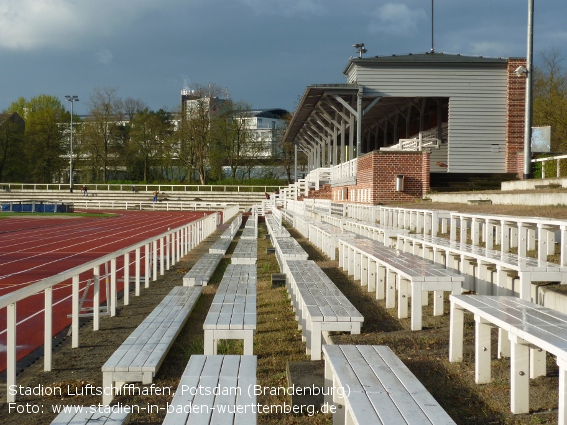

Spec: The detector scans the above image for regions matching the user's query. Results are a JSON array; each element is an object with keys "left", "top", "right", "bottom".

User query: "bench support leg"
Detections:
[
  {"left": 475, "top": 316, "right": 491, "bottom": 384},
  {"left": 509, "top": 335, "right": 530, "bottom": 414},
  {"left": 244, "top": 331, "right": 254, "bottom": 355},
  {"left": 433, "top": 291, "right": 444, "bottom": 315},
  {"left": 397, "top": 278, "right": 409, "bottom": 319},
  {"left": 498, "top": 328, "right": 511, "bottom": 358},
  {"left": 410, "top": 283, "right": 422, "bottom": 331},
  {"left": 557, "top": 360, "right": 567, "bottom": 425},
  {"left": 449, "top": 302, "right": 464, "bottom": 362},
  {"left": 102, "top": 372, "right": 114, "bottom": 405},
  {"left": 360, "top": 255, "right": 368, "bottom": 286},
  {"left": 309, "top": 322, "right": 322, "bottom": 360},
  {"left": 204, "top": 330, "right": 216, "bottom": 355},
  {"left": 530, "top": 348, "right": 546, "bottom": 379},
  {"left": 367, "top": 260, "right": 376, "bottom": 293},
  {"left": 475, "top": 262, "right": 488, "bottom": 295},
  {"left": 376, "top": 266, "right": 386, "bottom": 300},
  {"left": 385, "top": 270, "right": 396, "bottom": 309}
]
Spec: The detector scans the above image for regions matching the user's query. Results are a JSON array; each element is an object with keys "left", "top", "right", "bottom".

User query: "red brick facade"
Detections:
[
  {"left": 329, "top": 151, "right": 430, "bottom": 204},
  {"left": 506, "top": 58, "right": 527, "bottom": 177}
]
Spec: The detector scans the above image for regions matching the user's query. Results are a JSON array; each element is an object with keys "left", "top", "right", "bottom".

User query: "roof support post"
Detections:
[
  {"left": 341, "top": 120, "right": 346, "bottom": 163},
  {"left": 349, "top": 115, "right": 354, "bottom": 160},
  {"left": 356, "top": 89, "right": 363, "bottom": 157},
  {"left": 333, "top": 124, "right": 338, "bottom": 166}
]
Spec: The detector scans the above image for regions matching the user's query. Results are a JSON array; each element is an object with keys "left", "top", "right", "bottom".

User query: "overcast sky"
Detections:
[{"left": 1, "top": 0, "right": 565, "bottom": 116}]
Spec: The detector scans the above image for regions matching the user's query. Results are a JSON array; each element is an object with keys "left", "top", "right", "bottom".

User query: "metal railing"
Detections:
[
  {"left": 0, "top": 183, "right": 283, "bottom": 193},
  {"left": 532, "top": 154, "right": 567, "bottom": 178},
  {"left": 331, "top": 159, "right": 357, "bottom": 181},
  {"left": 1, "top": 213, "right": 219, "bottom": 402}
]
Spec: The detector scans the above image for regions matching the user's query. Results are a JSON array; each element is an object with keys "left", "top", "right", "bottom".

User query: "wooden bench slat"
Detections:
[
  {"left": 101, "top": 286, "right": 202, "bottom": 404},
  {"left": 324, "top": 345, "right": 455, "bottom": 425}
]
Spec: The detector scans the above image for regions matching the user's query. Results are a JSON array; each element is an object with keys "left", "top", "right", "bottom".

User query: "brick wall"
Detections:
[
  {"left": 506, "top": 58, "right": 527, "bottom": 177},
  {"left": 330, "top": 150, "right": 430, "bottom": 204}
]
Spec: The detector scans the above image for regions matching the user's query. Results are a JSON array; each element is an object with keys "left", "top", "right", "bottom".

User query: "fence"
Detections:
[
  {"left": 0, "top": 213, "right": 219, "bottom": 402},
  {"left": 0, "top": 183, "right": 283, "bottom": 193},
  {"left": 532, "top": 154, "right": 567, "bottom": 179}
]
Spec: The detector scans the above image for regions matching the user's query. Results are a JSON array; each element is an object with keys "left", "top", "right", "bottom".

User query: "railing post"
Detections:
[
  {"left": 135, "top": 247, "right": 141, "bottom": 296},
  {"left": 72, "top": 275, "right": 80, "bottom": 347},
  {"left": 152, "top": 240, "right": 158, "bottom": 281},
  {"left": 123, "top": 252, "right": 130, "bottom": 306},
  {"left": 167, "top": 233, "right": 172, "bottom": 268},
  {"left": 44, "top": 287, "right": 53, "bottom": 371},
  {"left": 93, "top": 265, "right": 100, "bottom": 330},
  {"left": 144, "top": 243, "right": 150, "bottom": 287},
  {"left": 110, "top": 258, "right": 117, "bottom": 316},
  {"left": 7, "top": 303, "right": 17, "bottom": 402},
  {"left": 160, "top": 237, "right": 165, "bottom": 275}
]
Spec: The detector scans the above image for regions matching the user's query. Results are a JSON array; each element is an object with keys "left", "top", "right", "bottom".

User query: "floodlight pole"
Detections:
[
  {"left": 523, "top": 0, "right": 534, "bottom": 179},
  {"left": 65, "top": 96, "right": 79, "bottom": 192}
]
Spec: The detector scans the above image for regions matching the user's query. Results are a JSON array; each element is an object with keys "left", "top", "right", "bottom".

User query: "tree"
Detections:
[
  {"left": 5, "top": 95, "right": 67, "bottom": 183},
  {"left": 533, "top": 48, "right": 567, "bottom": 152},
  {"left": 272, "top": 112, "right": 306, "bottom": 183},
  {"left": 212, "top": 100, "right": 255, "bottom": 180},
  {"left": 119, "top": 97, "right": 147, "bottom": 121},
  {"left": 129, "top": 108, "right": 174, "bottom": 181},
  {"left": 83, "top": 87, "right": 123, "bottom": 182},
  {"left": 176, "top": 84, "right": 225, "bottom": 184},
  {"left": 0, "top": 112, "right": 25, "bottom": 181}
]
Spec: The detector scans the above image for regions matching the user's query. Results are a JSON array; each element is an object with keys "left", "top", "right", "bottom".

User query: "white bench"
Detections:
[
  {"left": 101, "top": 286, "right": 202, "bottom": 405},
  {"left": 339, "top": 238, "right": 464, "bottom": 331},
  {"left": 203, "top": 264, "right": 256, "bottom": 355},
  {"left": 307, "top": 221, "right": 357, "bottom": 261},
  {"left": 450, "top": 294, "right": 567, "bottom": 422},
  {"left": 449, "top": 212, "right": 567, "bottom": 265},
  {"left": 163, "top": 355, "right": 257, "bottom": 425},
  {"left": 342, "top": 219, "right": 408, "bottom": 247},
  {"left": 231, "top": 239, "right": 257, "bottom": 264},
  {"left": 221, "top": 213, "right": 242, "bottom": 239},
  {"left": 265, "top": 215, "right": 290, "bottom": 238},
  {"left": 323, "top": 344, "right": 456, "bottom": 425},
  {"left": 397, "top": 234, "right": 567, "bottom": 301},
  {"left": 380, "top": 206, "right": 452, "bottom": 237},
  {"left": 272, "top": 236, "right": 309, "bottom": 271},
  {"left": 183, "top": 253, "right": 223, "bottom": 286},
  {"left": 51, "top": 406, "right": 130, "bottom": 424},
  {"left": 241, "top": 215, "right": 257, "bottom": 239},
  {"left": 285, "top": 260, "right": 363, "bottom": 360},
  {"left": 209, "top": 237, "right": 232, "bottom": 254}
]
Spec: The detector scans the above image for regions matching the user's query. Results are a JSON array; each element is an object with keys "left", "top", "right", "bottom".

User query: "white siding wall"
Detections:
[{"left": 352, "top": 64, "right": 508, "bottom": 173}]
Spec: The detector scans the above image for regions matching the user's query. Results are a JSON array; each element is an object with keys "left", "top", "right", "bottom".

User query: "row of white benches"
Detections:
[
  {"left": 272, "top": 210, "right": 364, "bottom": 361},
  {"left": 278, "top": 208, "right": 458, "bottom": 423},
  {"left": 339, "top": 237, "right": 464, "bottom": 331},
  {"left": 396, "top": 233, "right": 567, "bottom": 301},
  {"left": 286, "top": 201, "right": 567, "bottom": 423},
  {"left": 203, "top": 264, "right": 257, "bottom": 355}
]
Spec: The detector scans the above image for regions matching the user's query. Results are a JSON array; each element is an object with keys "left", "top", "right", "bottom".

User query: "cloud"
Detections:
[
  {"left": 368, "top": 3, "right": 427, "bottom": 35},
  {"left": 0, "top": 0, "right": 158, "bottom": 51},
  {"left": 238, "top": 0, "right": 324, "bottom": 17}
]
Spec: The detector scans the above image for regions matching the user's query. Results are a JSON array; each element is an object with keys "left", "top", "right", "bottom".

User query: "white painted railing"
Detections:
[
  {"left": 532, "top": 154, "right": 567, "bottom": 178},
  {"left": 0, "top": 183, "right": 283, "bottom": 193},
  {"left": 76, "top": 200, "right": 237, "bottom": 213},
  {"left": 331, "top": 159, "right": 357, "bottom": 181},
  {"left": 305, "top": 168, "right": 331, "bottom": 190},
  {"left": 0, "top": 213, "right": 219, "bottom": 402}
]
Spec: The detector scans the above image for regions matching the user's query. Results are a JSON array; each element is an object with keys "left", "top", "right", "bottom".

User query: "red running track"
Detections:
[{"left": 0, "top": 210, "right": 210, "bottom": 372}]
